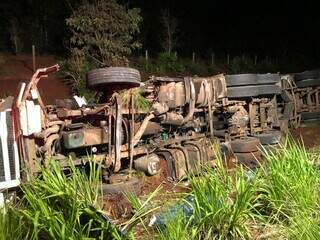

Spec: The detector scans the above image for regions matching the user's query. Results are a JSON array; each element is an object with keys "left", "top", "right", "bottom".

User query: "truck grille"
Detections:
[{"left": 0, "top": 109, "right": 20, "bottom": 190}]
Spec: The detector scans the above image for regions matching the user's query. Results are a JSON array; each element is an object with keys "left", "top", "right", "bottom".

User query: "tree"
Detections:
[
  {"left": 161, "top": 9, "right": 178, "bottom": 55},
  {"left": 66, "top": 0, "right": 142, "bottom": 66}
]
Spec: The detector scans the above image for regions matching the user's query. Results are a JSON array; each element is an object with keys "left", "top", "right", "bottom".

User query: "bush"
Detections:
[
  {"left": 66, "top": 0, "right": 142, "bottom": 66},
  {"left": 156, "top": 52, "right": 185, "bottom": 74},
  {"left": 59, "top": 51, "right": 100, "bottom": 103}
]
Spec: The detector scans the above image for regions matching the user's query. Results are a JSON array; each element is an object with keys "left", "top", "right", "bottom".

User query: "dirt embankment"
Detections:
[
  {"left": 291, "top": 125, "right": 320, "bottom": 149},
  {"left": 0, "top": 53, "right": 71, "bottom": 104}
]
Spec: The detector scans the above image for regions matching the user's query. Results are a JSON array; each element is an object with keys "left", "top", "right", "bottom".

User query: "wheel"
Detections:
[
  {"left": 257, "top": 85, "right": 281, "bottom": 95},
  {"left": 102, "top": 175, "right": 142, "bottom": 195},
  {"left": 227, "top": 85, "right": 281, "bottom": 98},
  {"left": 256, "top": 74, "right": 281, "bottom": 84},
  {"left": 252, "top": 130, "right": 282, "bottom": 145},
  {"left": 227, "top": 85, "right": 259, "bottom": 98},
  {"left": 231, "top": 137, "right": 261, "bottom": 153},
  {"left": 87, "top": 67, "right": 141, "bottom": 91},
  {"left": 300, "top": 112, "right": 320, "bottom": 120},
  {"left": 235, "top": 151, "right": 262, "bottom": 168},
  {"left": 280, "top": 90, "right": 293, "bottom": 103},
  {"left": 226, "top": 74, "right": 280, "bottom": 87},
  {"left": 226, "top": 74, "right": 257, "bottom": 86},
  {"left": 260, "top": 143, "right": 280, "bottom": 155},
  {"left": 283, "top": 102, "right": 294, "bottom": 119},
  {"left": 294, "top": 69, "right": 320, "bottom": 81},
  {"left": 295, "top": 79, "right": 320, "bottom": 88}
]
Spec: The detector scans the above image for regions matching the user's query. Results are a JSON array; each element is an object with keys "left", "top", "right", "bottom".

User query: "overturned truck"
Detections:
[{"left": 0, "top": 65, "right": 288, "bottom": 195}]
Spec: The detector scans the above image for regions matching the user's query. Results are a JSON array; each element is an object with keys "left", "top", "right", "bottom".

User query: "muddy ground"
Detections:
[{"left": 291, "top": 123, "right": 320, "bottom": 149}]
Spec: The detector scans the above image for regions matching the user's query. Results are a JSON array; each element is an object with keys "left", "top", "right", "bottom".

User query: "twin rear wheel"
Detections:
[{"left": 230, "top": 130, "right": 282, "bottom": 168}]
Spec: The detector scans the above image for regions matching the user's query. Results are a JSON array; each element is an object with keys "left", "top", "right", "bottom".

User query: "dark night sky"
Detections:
[
  {"left": 139, "top": 0, "right": 320, "bottom": 57},
  {"left": 0, "top": 0, "right": 319, "bottom": 68}
]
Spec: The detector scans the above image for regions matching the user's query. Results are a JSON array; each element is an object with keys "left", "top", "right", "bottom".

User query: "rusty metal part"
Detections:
[
  {"left": 206, "top": 79, "right": 214, "bottom": 137},
  {"left": 62, "top": 127, "right": 109, "bottom": 149},
  {"left": 231, "top": 137, "right": 260, "bottom": 153},
  {"left": 184, "top": 141, "right": 205, "bottom": 166},
  {"left": 56, "top": 105, "right": 111, "bottom": 118},
  {"left": 168, "top": 148, "right": 188, "bottom": 180},
  {"left": 228, "top": 104, "right": 249, "bottom": 138},
  {"left": 182, "top": 78, "right": 196, "bottom": 124},
  {"left": 34, "top": 125, "right": 60, "bottom": 139},
  {"left": 152, "top": 102, "right": 169, "bottom": 115},
  {"left": 156, "top": 150, "right": 176, "bottom": 181},
  {"left": 19, "top": 65, "right": 60, "bottom": 120},
  {"left": 158, "top": 82, "right": 186, "bottom": 108},
  {"left": 129, "top": 93, "right": 134, "bottom": 175},
  {"left": 220, "top": 142, "right": 237, "bottom": 169},
  {"left": 156, "top": 133, "right": 206, "bottom": 148},
  {"left": 39, "top": 133, "right": 59, "bottom": 153},
  {"left": 161, "top": 112, "right": 184, "bottom": 125},
  {"left": 170, "top": 145, "right": 190, "bottom": 173},
  {"left": 131, "top": 114, "right": 155, "bottom": 146},
  {"left": 235, "top": 151, "right": 262, "bottom": 169},
  {"left": 114, "top": 96, "right": 122, "bottom": 172},
  {"left": 47, "top": 120, "right": 64, "bottom": 126},
  {"left": 248, "top": 98, "right": 278, "bottom": 135},
  {"left": 134, "top": 153, "right": 160, "bottom": 175}
]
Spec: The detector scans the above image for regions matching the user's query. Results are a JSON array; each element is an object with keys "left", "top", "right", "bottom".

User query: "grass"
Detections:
[
  {"left": 2, "top": 137, "right": 320, "bottom": 239},
  {"left": 1, "top": 159, "right": 123, "bottom": 240},
  {"left": 153, "top": 138, "right": 320, "bottom": 240},
  {"left": 117, "top": 87, "right": 151, "bottom": 111}
]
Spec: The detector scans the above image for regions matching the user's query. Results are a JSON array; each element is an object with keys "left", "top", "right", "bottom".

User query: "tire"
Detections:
[
  {"left": 280, "top": 90, "right": 293, "bottom": 103},
  {"left": 235, "top": 151, "right": 262, "bottom": 168},
  {"left": 252, "top": 130, "right": 282, "bottom": 145},
  {"left": 256, "top": 74, "right": 281, "bottom": 84},
  {"left": 295, "top": 79, "right": 320, "bottom": 88},
  {"left": 87, "top": 67, "right": 141, "bottom": 91},
  {"left": 283, "top": 102, "right": 294, "bottom": 119},
  {"left": 226, "top": 74, "right": 257, "bottom": 86},
  {"left": 258, "top": 85, "right": 281, "bottom": 95},
  {"left": 227, "top": 85, "right": 281, "bottom": 98},
  {"left": 226, "top": 74, "right": 280, "bottom": 87},
  {"left": 300, "top": 112, "right": 320, "bottom": 120},
  {"left": 260, "top": 143, "right": 280, "bottom": 155},
  {"left": 294, "top": 69, "right": 320, "bottom": 81},
  {"left": 102, "top": 176, "right": 141, "bottom": 195},
  {"left": 231, "top": 137, "right": 261, "bottom": 153},
  {"left": 227, "top": 86, "right": 259, "bottom": 98}
]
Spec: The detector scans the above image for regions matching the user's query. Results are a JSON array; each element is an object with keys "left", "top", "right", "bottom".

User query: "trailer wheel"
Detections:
[
  {"left": 231, "top": 137, "right": 261, "bottom": 153},
  {"left": 295, "top": 78, "right": 320, "bottom": 88},
  {"left": 294, "top": 69, "right": 320, "bottom": 81},
  {"left": 256, "top": 74, "right": 280, "bottom": 84},
  {"left": 260, "top": 143, "right": 280, "bottom": 155},
  {"left": 102, "top": 176, "right": 141, "bottom": 195},
  {"left": 226, "top": 74, "right": 280, "bottom": 87},
  {"left": 252, "top": 130, "right": 282, "bottom": 145},
  {"left": 300, "top": 112, "right": 320, "bottom": 120},
  {"left": 87, "top": 67, "right": 141, "bottom": 91},
  {"left": 227, "top": 85, "right": 281, "bottom": 98},
  {"left": 226, "top": 74, "right": 257, "bottom": 86},
  {"left": 235, "top": 151, "right": 262, "bottom": 168}
]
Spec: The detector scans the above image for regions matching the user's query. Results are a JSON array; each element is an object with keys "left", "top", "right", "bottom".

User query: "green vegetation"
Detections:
[
  {"left": 66, "top": 0, "right": 141, "bottom": 67},
  {"left": 1, "top": 159, "right": 123, "bottom": 240},
  {"left": 61, "top": 0, "right": 142, "bottom": 102},
  {"left": 2, "top": 138, "right": 320, "bottom": 239},
  {"left": 155, "top": 139, "right": 320, "bottom": 239},
  {"left": 117, "top": 87, "right": 151, "bottom": 111}
]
